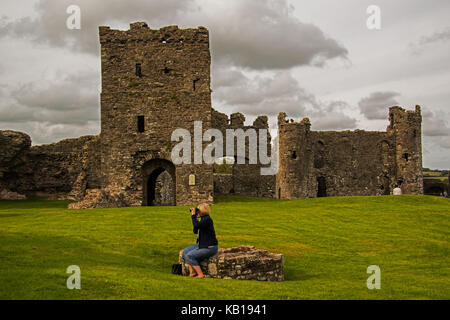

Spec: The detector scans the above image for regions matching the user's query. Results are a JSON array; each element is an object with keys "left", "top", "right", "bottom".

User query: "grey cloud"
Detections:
[
  {"left": 206, "top": 0, "right": 348, "bottom": 69},
  {"left": 417, "top": 27, "right": 450, "bottom": 46},
  {"left": 0, "top": 0, "right": 196, "bottom": 53},
  {"left": 0, "top": 120, "right": 100, "bottom": 145},
  {"left": 0, "top": 71, "right": 100, "bottom": 125},
  {"left": 359, "top": 91, "right": 400, "bottom": 120},
  {"left": 309, "top": 101, "right": 357, "bottom": 130},
  {"left": 212, "top": 67, "right": 357, "bottom": 130},
  {"left": 213, "top": 69, "right": 311, "bottom": 116},
  {"left": 422, "top": 109, "right": 450, "bottom": 138},
  {"left": 409, "top": 27, "right": 450, "bottom": 54},
  {"left": 0, "top": 0, "right": 348, "bottom": 70}
]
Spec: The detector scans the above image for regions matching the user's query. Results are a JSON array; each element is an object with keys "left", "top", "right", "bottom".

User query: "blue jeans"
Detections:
[{"left": 182, "top": 244, "right": 218, "bottom": 266}]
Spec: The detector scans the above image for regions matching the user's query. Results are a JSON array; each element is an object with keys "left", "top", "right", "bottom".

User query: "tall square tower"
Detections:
[{"left": 99, "top": 22, "right": 213, "bottom": 206}]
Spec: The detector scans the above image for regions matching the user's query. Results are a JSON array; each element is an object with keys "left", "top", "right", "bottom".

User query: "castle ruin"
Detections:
[
  {"left": 0, "top": 23, "right": 424, "bottom": 207},
  {"left": 276, "top": 106, "right": 423, "bottom": 198}
]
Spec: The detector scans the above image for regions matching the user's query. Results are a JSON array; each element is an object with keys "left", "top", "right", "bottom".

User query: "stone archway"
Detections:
[{"left": 142, "top": 159, "right": 176, "bottom": 206}]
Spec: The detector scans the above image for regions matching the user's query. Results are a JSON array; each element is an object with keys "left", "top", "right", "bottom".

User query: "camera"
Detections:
[{"left": 190, "top": 207, "right": 200, "bottom": 215}]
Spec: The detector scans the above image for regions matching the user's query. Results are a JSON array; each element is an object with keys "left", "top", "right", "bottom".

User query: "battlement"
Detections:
[
  {"left": 99, "top": 21, "right": 211, "bottom": 96},
  {"left": 99, "top": 22, "right": 209, "bottom": 45},
  {"left": 212, "top": 109, "right": 269, "bottom": 130},
  {"left": 277, "top": 105, "right": 423, "bottom": 199}
]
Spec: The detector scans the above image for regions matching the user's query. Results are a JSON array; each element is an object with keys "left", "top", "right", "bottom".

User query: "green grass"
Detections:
[{"left": 0, "top": 195, "right": 449, "bottom": 300}]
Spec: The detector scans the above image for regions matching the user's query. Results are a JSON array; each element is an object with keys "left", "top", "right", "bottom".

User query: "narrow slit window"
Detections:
[
  {"left": 403, "top": 153, "right": 409, "bottom": 162},
  {"left": 135, "top": 63, "right": 142, "bottom": 77},
  {"left": 193, "top": 78, "right": 200, "bottom": 91},
  {"left": 137, "top": 116, "right": 145, "bottom": 133}
]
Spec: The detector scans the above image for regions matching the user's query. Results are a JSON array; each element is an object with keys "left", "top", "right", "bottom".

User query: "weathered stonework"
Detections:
[
  {"left": 212, "top": 109, "right": 276, "bottom": 198},
  {"left": 213, "top": 174, "right": 233, "bottom": 195},
  {"left": 0, "top": 189, "right": 26, "bottom": 200},
  {"left": 276, "top": 106, "right": 423, "bottom": 199},
  {"left": 179, "top": 245, "right": 284, "bottom": 281},
  {"left": 94, "top": 22, "right": 214, "bottom": 208},
  {"left": 0, "top": 133, "right": 101, "bottom": 196}
]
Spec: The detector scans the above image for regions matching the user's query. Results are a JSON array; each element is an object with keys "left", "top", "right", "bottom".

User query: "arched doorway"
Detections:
[{"left": 142, "top": 159, "right": 176, "bottom": 206}]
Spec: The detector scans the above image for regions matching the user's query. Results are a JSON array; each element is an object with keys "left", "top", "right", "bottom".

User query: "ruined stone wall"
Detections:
[
  {"left": 212, "top": 109, "right": 276, "bottom": 198},
  {"left": 277, "top": 106, "right": 423, "bottom": 199},
  {"left": 0, "top": 131, "right": 101, "bottom": 196},
  {"left": 387, "top": 106, "right": 423, "bottom": 194},
  {"left": 213, "top": 174, "right": 233, "bottom": 194},
  {"left": 309, "top": 130, "right": 396, "bottom": 197},
  {"left": 0, "top": 130, "right": 31, "bottom": 188},
  {"left": 153, "top": 170, "right": 175, "bottom": 205},
  {"left": 98, "top": 23, "right": 213, "bottom": 206}
]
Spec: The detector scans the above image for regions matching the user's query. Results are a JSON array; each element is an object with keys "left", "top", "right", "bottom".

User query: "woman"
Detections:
[{"left": 181, "top": 203, "right": 218, "bottom": 278}]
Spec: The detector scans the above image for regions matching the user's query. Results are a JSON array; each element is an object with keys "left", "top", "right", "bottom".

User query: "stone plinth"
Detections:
[{"left": 179, "top": 245, "right": 284, "bottom": 281}]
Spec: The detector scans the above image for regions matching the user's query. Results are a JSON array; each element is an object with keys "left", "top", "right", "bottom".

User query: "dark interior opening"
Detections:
[
  {"left": 193, "top": 78, "right": 200, "bottom": 91},
  {"left": 314, "top": 155, "right": 324, "bottom": 169},
  {"left": 142, "top": 159, "right": 176, "bottom": 206},
  {"left": 137, "top": 116, "right": 145, "bottom": 133},
  {"left": 135, "top": 63, "right": 142, "bottom": 77},
  {"left": 381, "top": 175, "right": 390, "bottom": 195},
  {"left": 146, "top": 168, "right": 165, "bottom": 206},
  {"left": 317, "top": 177, "right": 327, "bottom": 197},
  {"left": 403, "top": 153, "right": 409, "bottom": 162},
  {"left": 425, "top": 186, "right": 445, "bottom": 196},
  {"left": 164, "top": 67, "right": 170, "bottom": 74},
  {"left": 291, "top": 151, "right": 297, "bottom": 159}
]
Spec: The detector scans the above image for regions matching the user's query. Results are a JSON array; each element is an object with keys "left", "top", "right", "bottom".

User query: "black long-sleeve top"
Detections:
[{"left": 192, "top": 214, "right": 218, "bottom": 249}]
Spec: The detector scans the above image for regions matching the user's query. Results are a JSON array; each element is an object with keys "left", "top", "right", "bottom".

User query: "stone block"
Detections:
[{"left": 179, "top": 245, "right": 284, "bottom": 281}]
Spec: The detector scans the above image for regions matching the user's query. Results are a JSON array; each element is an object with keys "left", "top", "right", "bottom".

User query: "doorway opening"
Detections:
[
  {"left": 142, "top": 159, "right": 176, "bottom": 206},
  {"left": 317, "top": 177, "right": 327, "bottom": 197}
]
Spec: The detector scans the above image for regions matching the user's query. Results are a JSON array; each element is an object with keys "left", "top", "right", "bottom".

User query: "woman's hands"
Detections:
[{"left": 190, "top": 208, "right": 197, "bottom": 216}]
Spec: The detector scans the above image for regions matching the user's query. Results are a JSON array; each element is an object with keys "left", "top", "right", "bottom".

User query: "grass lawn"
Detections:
[{"left": 0, "top": 195, "right": 449, "bottom": 300}]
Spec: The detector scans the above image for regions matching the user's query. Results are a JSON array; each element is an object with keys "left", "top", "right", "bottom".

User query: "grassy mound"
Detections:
[{"left": 0, "top": 195, "right": 448, "bottom": 299}]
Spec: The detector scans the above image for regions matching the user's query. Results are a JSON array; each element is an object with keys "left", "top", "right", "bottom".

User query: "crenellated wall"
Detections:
[
  {"left": 212, "top": 109, "right": 276, "bottom": 198},
  {"left": 0, "top": 23, "right": 426, "bottom": 206},
  {"left": 277, "top": 106, "right": 423, "bottom": 199}
]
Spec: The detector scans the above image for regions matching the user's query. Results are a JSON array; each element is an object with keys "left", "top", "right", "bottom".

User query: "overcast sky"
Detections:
[{"left": 0, "top": 0, "right": 449, "bottom": 169}]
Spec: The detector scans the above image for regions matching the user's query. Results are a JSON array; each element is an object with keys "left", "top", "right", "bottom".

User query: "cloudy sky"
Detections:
[{"left": 0, "top": 0, "right": 449, "bottom": 169}]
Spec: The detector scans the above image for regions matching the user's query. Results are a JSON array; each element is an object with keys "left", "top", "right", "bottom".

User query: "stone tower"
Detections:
[
  {"left": 276, "top": 113, "right": 315, "bottom": 199},
  {"left": 387, "top": 105, "right": 423, "bottom": 194},
  {"left": 99, "top": 22, "right": 213, "bottom": 206}
]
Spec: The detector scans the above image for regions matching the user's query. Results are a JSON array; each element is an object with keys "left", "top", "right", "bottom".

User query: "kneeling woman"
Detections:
[{"left": 182, "top": 203, "right": 218, "bottom": 278}]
